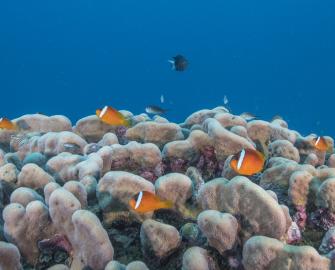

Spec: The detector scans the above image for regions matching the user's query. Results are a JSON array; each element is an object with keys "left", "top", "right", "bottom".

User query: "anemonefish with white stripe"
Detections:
[
  {"left": 312, "top": 136, "right": 329, "bottom": 152},
  {"left": 129, "top": 191, "right": 173, "bottom": 213},
  {"left": 0, "top": 117, "right": 17, "bottom": 130},
  {"left": 96, "top": 106, "right": 131, "bottom": 127},
  {"left": 230, "top": 148, "right": 265, "bottom": 176}
]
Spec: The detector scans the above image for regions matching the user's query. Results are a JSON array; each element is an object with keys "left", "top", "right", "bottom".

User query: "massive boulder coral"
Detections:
[
  {"left": 162, "top": 130, "right": 211, "bottom": 170},
  {"left": 242, "top": 236, "right": 331, "bottom": 270},
  {"left": 73, "top": 115, "right": 120, "bottom": 143},
  {"left": 71, "top": 210, "right": 114, "bottom": 269},
  {"left": 155, "top": 173, "right": 193, "bottom": 206},
  {"left": 260, "top": 157, "right": 315, "bottom": 187},
  {"left": 140, "top": 219, "right": 181, "bottom": 259},
  {"left": 10, "top": 187, "right": 44, "bottom": 207},
  {"left": 125, "top": 121, "right": 184, "bottom": 148},
  {"left": 105, "top": 261, "right": 127, "bottom": 270},
  {"left": 126, "top": 261, "right": 149, "bottom": 270},
  {"left": 16, "top": 131, "right": 87, "bottom": 160},
  {"left": 37, "top": 131, "right": 87, "bottom": 156},
  {"left": 63, "top": 181, "right": 88, "bottom": 207},
  {"left": 49, "top": 188, "right": 114, "bottom": 270},
  {"left": 214, "top": 113, "right": 247, "bottom": 128},
  {"left": 13, "top": 114, "right": 72, "bottom": 133},
  {"left": 182, "top": 107, "right": 229, "bottom": 128},
  {"left": 17, "top": 163, "right": 55, "bottom": 189},
  {"left": 97, "top": 142, "right": 162, "bottom": 179},
  {"left": 315, "top": 177, "right": 335, "bottom": 212},
  {"left": 0, "top": 108, "right": 334, "bottom": 269},
  {"left": 22, "top": 152, "right": 47, "bottom": 167},
  {"left": 197, "top": 210, "right": 238, "bottom": 255},
  {"left": 0, "top": 241, "right": 22, "bottom": 270},
  {"left": 3, "top": 201, "right": 56, "bottom": 264},
  {"left": 268, "top": 140, "right": 300, "bottom": 162},
  {"left": 46, "top": 152, "right": 102, "bottom": 183},
  {"left": 202, "top": 118, "right": 255, "bottom": 160},
  {"left": 0, "top": 149, "right": 6, "bottom": 167},
  {"left": 183, "top": 109, "right": 217, "bottom": 128},
  {"left": 0, "top": 163, "right": 19, "bottom": 184},
  {"left": 247, "top": 120, "right": 297, "bottom": 144},
  {"left": 197, "top": 176, "right": 288, "bottom": 240},
  {"left": 182, "top": 246, "right": 218, "bottom": 270},
  {"left": 46, "top": 152, "right": 84, "bottom": 182},
  {"left": 288, "top": 170, "right": 314, "bottom": 209}
]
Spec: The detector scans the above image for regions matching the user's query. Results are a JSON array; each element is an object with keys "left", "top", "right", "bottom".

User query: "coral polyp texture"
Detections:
[{"left": 0, "top": 110, "right": 334, "bottom": 270}]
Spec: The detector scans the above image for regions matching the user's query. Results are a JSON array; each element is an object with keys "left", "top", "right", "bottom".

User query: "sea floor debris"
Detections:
[{"left": 0, "top": 108, "right": 334, "bottom": 270}]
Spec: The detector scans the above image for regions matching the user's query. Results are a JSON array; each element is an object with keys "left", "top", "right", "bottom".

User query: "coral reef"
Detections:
[{"left": 0, "top": 108, "right": 334, "bottom": 269}]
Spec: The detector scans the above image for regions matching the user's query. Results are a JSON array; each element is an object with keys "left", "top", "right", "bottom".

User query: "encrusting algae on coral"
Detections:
[{"left": 0, "top": 107, "right": 334, "bottom": 270}]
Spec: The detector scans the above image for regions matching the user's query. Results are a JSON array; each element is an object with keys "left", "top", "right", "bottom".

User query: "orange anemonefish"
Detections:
[
  {"left": 96, "top": 106, "right": 130, "bottom": 127},
  {"left": 129, "top": 191, "right": 173, "bottom": 213},
  {"left": 0, "top": 117, "right": 16, "bottom": 130},
  {"left": 230, "top": 148, "right": 265, "bottom": 176},
  {"left": 312, "top": 136, "right": 329, "bottom": 152}
]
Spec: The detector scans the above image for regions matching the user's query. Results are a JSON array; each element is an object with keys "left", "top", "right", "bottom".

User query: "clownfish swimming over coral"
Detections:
[
  {"left": 230, "top": 148, "right": 265, "bottom": 176},
  {"left": 0, "top": 117, "right": 17, "bottom": 130},
  {"left": 96, "top": 105, "right": 131, "bottom": 127},
  {"left": 311, "top": 136, "right": 329, "bottom": 152},
  {"left": 129, "top": 191, "right": 173, "bottom": 213}
]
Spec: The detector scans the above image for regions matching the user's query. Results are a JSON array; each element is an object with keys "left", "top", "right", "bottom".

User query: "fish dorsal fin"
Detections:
[
  {"left": 168, "top": 60, "right": 175, "bottom": 70},
  {"left": 237, "top": 149, "right": 246, "bottom": 170},
  {"left": 135, "top": 191, "right": 143, "bottom": 209}
]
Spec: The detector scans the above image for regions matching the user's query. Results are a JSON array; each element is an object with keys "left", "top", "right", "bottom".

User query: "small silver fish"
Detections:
[
  {"left": 160, "top": 94, "right": 165, "bottom": 104},
  {"left": 223, "top": 95, "right": 229, "bottom": 105},
  {"left": 145, "top": 105, "right": 168, "bottom": 115},
  {"left": 240, "top": 112, "right": 257, "bottom": 121}
]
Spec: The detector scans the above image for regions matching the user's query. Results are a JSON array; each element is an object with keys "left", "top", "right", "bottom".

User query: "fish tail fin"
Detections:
[
  {"left": 13, "top": 122, "right": 19, "bottom": 131},
  {"left": 168, "top": 60, "right": 175, "bottom": 70},
  {"left": 164, "top": 200, "right": 174, "bottom": 209},
  {"left": 124, "top": 118, "right": 132, "bottom": 128}
]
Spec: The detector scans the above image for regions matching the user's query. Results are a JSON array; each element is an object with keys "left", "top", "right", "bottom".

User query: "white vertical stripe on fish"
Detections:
[
  {"left": 100, "top": 106, "right": 108, "bottom": 118},
  {"left": 315, "top": 136, "right": 321, "bottom": 146},
  {"left": 237, "top": 149, "right": 246, "bottom": 170},
  {"left": 135, "top": 191, "right": 143, "bottom": 209}
]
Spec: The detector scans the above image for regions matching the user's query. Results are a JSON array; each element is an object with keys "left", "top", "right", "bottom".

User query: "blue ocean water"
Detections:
[{"left": 1, "top": 0, "right": 334, "bottom": 137}]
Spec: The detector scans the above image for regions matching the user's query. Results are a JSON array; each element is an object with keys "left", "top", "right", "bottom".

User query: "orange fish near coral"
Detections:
[
  {"left": 129, "top": 191, "right": 173, "bottom": 213},
  {"left": 96, "top": 106, "right": 130, "bottom": 127},
  {"left": 312, "top": 136, "right": 329, "bottom": 152},
  {"left": 230, "top": 148, "right": 265, "bottom": 176},
  {"left": 0, "top": 117, "right": 16, "bottom": 130}
]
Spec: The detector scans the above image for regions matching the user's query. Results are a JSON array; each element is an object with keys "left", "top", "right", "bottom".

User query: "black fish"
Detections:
[
  {"left": 169, "top": 54, "right": 188, "bottom": 71},
  {"left": 145, "top": 105, "right": 168, "bottom": 115}
]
